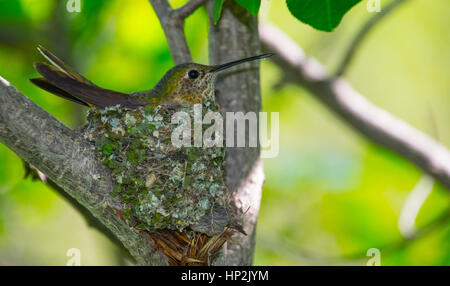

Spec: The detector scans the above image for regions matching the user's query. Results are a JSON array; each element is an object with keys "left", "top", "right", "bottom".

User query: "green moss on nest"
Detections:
[{"left": 82, "top": 101, "right": 230, "bottom": 233}]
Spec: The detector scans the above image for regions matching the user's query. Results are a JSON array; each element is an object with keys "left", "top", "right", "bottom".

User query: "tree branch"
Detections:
[
  {"left": 335, "top": 0, "right": 409, "bottom": 77},
  {"left": 173, "top": 0, "right": 208, "bottom": 19},
  {"left": 24, "top": 162, "right": 129, "bottom": 253},
  {"left": 149, "top": 0, "right": 202, "bottom": 64},
  {"left": 259, "top": 206, "right": 450, "bottom": 265},
  {"left": 260, "top": 23, "right": 450, "bottom": 191},
  {"left": 0, "top": 76, "right": 168, "bottom": 265},
  {"left": 398, "top": 175, "right": 434, "bottom": 238},
  {"left": 206, "top": 0, "right": 264, "bottom": 265}
]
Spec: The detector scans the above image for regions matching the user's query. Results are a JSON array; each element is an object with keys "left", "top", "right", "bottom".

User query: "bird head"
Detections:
[{"left": 154, "top": 54, "right": 273, "bottom": 105}]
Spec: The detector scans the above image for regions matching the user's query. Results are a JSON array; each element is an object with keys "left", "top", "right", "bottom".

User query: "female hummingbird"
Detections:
[{"left": 30, "top": 45, "right": 273, "bottom": 109}]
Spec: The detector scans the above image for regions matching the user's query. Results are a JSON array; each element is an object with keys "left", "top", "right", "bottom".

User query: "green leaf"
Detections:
[
  {"left": 213, "top": 0, "right": 261, "bottom": 24},
  {"left": 235, "top": 0, "right": 261, "bottom": 15},
  {"left": 286, "top": 0, "right": 362, "bottom": 32},
  {"left": 213, "top": 0, "right": 225, "bottom": 24}
]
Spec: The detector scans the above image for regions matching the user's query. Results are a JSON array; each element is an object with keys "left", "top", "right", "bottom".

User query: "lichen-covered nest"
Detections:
[{"left": 82, "top": 101, "right": 237, "bottom": 238}]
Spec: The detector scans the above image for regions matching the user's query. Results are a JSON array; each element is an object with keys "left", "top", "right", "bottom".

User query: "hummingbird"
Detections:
[{"left": 30, "top": 45, "right": 273, "bottom": 109}]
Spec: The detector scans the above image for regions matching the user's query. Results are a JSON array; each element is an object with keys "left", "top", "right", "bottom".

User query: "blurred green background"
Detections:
[{"left": 0, "top": 0, "right": 449, "bottom": 265}]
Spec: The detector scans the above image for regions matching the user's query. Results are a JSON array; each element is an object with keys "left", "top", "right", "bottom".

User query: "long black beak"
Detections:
[{"left": 210, "top": 53, "right": 274, "bottom": 73}]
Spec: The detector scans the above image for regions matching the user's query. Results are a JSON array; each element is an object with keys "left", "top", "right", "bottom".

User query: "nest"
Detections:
[
  {"left": 82, "top": 101, "right": 242, "bottom": 265},
  {"left": 148, "top": 228, "right": 236, "bottom": 266}
]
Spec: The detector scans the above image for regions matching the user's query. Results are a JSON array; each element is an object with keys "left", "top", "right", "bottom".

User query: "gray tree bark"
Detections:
[
  {"left": 0, "top": 77, "right": 168, "bottom": 265},
  {"left": 206, "top": 0, "right": 264, "bottom": 266}
]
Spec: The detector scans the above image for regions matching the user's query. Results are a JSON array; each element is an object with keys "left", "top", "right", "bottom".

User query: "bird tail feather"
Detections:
[{"left": 30, "top": 46, "right": 145, "bottom": 109}]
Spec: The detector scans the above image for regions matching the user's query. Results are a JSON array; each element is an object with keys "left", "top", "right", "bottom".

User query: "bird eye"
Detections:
[{"left": 188, "top": 70, "right": 199, "bottom": 79}]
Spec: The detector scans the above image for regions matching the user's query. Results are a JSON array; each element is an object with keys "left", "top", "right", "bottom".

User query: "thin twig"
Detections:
[
  {"left": 149, "top": 0, "right": 207, "bottom": 64},
  {"left": 259, "top": 206, "right": 450, "bottom": 265},
  {"left": 148, "top": 0, "right": 193, "bottom": 64},
  {"left": 173, "top": 0, "right": 208, "bottom": 19},
  {"left": 259, "top": 23, "right": 450, "bottom": 191},
  {"left": 335, "top": 0, "right": 409, "bottom": 77},
  {"left": 398, "top": 175, "right": 434, "bottom": 238}
]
